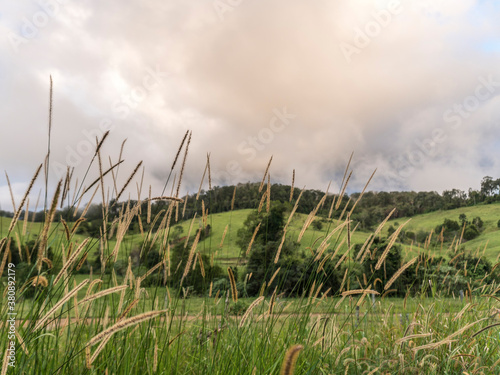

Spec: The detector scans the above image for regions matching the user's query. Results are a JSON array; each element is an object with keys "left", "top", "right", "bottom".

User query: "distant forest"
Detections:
[{"left": 1, "top": 175, "right": 500, "bottom": 233}]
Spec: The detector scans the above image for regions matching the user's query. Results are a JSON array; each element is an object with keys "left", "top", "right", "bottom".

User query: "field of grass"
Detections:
[
  {"left": 386, "top": 202, "right": 500, "bottom": 261},
  {"left": 2, "top": 136, "right": 500, "bottom": 374}
]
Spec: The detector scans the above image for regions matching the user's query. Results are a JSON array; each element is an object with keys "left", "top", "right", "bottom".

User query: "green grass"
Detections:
[{"left": 385, "top": 202, "right": 500, "bottom": 261}]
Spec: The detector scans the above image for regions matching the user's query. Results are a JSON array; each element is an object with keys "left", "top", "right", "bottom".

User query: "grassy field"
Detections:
[
  {"left": 387, "top": 202, "right": 500, "bottom": 261},
  {"left": 2, "top": 156, "right": 500, "bottom": 373}
]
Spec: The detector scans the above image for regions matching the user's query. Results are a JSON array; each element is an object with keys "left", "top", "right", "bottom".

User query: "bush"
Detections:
[
  {"left": 228, "top": 300, "right": 249, "bottom": 316},
  {"left": 312, "top": 220, "right": 323, "bottom": 231},
  {"left": 463, "top": 225, "right": 479, "bottom": 240}
]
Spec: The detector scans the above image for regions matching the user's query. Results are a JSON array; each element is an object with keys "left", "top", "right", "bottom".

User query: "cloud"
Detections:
[{"left": 1, "top": 0, "right": 500, "bottom": 211}]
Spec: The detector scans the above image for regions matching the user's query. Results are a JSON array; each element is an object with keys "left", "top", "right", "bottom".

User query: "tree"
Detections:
[
  {"left": 312, "top": 220, "right": 323, "bottom": 231},
  {"left": 458, "top": 213, "right": 467, "bottom": 226},
  {"left": 236, "top": 201, "right": 288, "bottom": 252}
]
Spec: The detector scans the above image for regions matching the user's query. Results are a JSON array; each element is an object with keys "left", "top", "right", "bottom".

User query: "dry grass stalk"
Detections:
[
  {"left": 171, "top": 130, "right": 189, "bottom": 173},
  {"left": 337, "top": 197, "right": 351, "bottom": 222},
  {"left": 14, "top": 233, "right": 22, "bottom": 262},
  {"left": 14, "top": 331, "right": 28, "bottom": 355},
  {"left": 150, "top": 196, "right": 184, "bottom": 203},
  {"left": 356, "top": 284, "right": 373, "bottom": 306},
  {"left": 280, "top": 345, "right": 304, "bottom": 375},
  {"left": 34, "top": 279, "right": 89, "bottom": 330},
  {"left": 285, "top": 189, "right": 303, "bottom": 229},
  {"left": 258, "top": 156, "right": 273, "bottom": 193},
  {"left": 449, "top": 251, "right": 465, "bottom": 265},
  {"left": 337, "top": 151, "right": 353, "bottom": 198},
  {"left": 70, "top": 218, "right": 87, "bottom": 237},
  {"left": 108, "top": 156, "right": 119, "bottom": 199},
  {"left": 312, "top": 282, "right": 323, "bottom": 301},
  {"left": 357, "top": 208, "right": 396, "bottom": 261},
  {"left": 239, "top": 296, "right": 265, "bottom": 327},
  {"left": 384, "top": 256, "right": 418, "bottom": 290},
  {"left": 117, "top": 299, "right": 139, "bottom": 322},
  {"left": 298, "top": 193, "right": 327, "bottom": 242},
  {"left": 314, "top": 221, "right": 349, "bottom": 262},
  {"left": 1, "top": 348, "right": 10, "bottom": 375},
  {"left": 231, "top": 186, "right": 237, "bottom": 211},
  {"left": 54, "top": 238, "right": 90, "bottom": 284},
  {"left": 274, "top": 229, "right": 287, "bottom": 264},
  {"left": 175, "top": 132, "right": 192, "bottom": 197},
  {"left": 111, "top": 205, "right": 139, "bottom": 262},
  {"left": 73, "top": 248, "right": 87, "bottom": 271},
  {"left": 139, "top": 262, "right": 163, "bottom": 283},
  {"left": 348, "top": 169, "right": 376, "bottom": 216},
  {"left": 196, "top": 161, "right": 208, "bottom": 200},
  {"left": 81, "top": 161, "right": 124, "bottom": 198},
  {"left": 266, "top": 174, "right": 271, "bottom": 213},
  {"left": 289, "top": 169, "right": 295, "bottom": 202},
  {"left": 22, "top": 198, "right": 29, "bottom": 236},
  {"left": 356, "top": 234, "right": 373, "bottom": 262},
  {"left": 268, "top": 287, "right": 277, "bottom": 315},
  {"left": 116, "top": 161, "right": 143, "bottom": 202},
  {"left": 168, "top": 331, "right": 186, "bottom": 347},
  {"left": 375, "top": 219, "right": 411, "bottom": 270},
  {"left": 184, "top": 213, "right": 198, "bottom": 249},
  {"left": 201, "top": 199, "right": 207, "bottom": 227},
  {"left": 258, "top": 190, "right": 267, "bottom": 213},
  {"left": 207, "top": 152, "right": 212, "bottom": 190},
  {"left": 335, "top": 295, "right": 347, "bottom": 309},
  {"left": 339, "top": 268, "right": 348, "bottom": 292},
  {"left": 342, "top": 289, "right": 379, "bottom": 297},
  {"left": 335, "top": 171, "right": 352, "bottom": 211},
  {"left": 5, "top": 172, "right": 16, "bottom": 213},
  {"left": 181, "top": 230, "right": 201, "bottom": 284},
  {"left": 80, "top": 186, "right": 99, "bottom": 220},
  {"left": 79, "top": 285, "right": 128, "bottom": 306},
  {"left": 85, "top": 279, "right": 103, "bottom": 298},
  {"left": 7, "top": 164, "right": 42, "bottom": 236},
  {"left": 452, "top": 303, "right": 474, "bottom": 322},
  {"left": 148, "top": 207, "right": 171, "bottom": 255},
  {"left": 61, "top": 219, "right": 70, "bottom": 241},
  {"left": 471, "top": 322, "right": 500, "bottom": 338},
  {"left": 87, "top": 310, "right": 167, "bottom": 347},
  {"left": 308, "top": 280, "right": 316, "bottom": 299},
  {"left": 197, "top": 253, "right": 205, "bottom": 278},
  {"left": 182, "top": 192, "right": 188, "bottom": 218},
  {"left": 413, "top": 318, "right": 487, "bottom": 352},
  {"left": 219, "top": 224, "right": 229, "bottom": 248},
  {"left": 88, "top": 333, "right": 113, "bottom": 367},
  {"left": 153, "top": 332, "right": 158, "bottom": 372},
  {"left": 268, "top": 267, "right": 281, "bottom": 286},
  {"left": 147, "top": 186, "right": 152, "bottom": 224},
  {"left": 334, "top": 247, "right": 349, "bottom": 270},
  {"left": 37, "top": 180, "right": 62, "bottom": 271},
  {"left": 228, "top": 267, "right": 238, "bottom": 302},
  {"left": 246, "top": 222, "right": 261, "bottom": 256},
  {"left": 97, "top": 150, "right": 106, "bottom": 221},
  {"left": 317, "top": 254, "right": 330, "bottom": 274}
]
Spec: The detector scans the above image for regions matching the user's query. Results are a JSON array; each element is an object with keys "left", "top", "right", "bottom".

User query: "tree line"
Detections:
[{"left": 2, "top": 175, "right": 500, "bottom": 234}]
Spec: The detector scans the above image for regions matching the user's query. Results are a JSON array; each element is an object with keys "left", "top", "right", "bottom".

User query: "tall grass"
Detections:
[{"left": 0, "top": 96, "right": 499, "bottom": 374}]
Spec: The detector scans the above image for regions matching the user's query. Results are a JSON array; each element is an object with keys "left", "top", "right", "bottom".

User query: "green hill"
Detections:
[{"left": 386, "top": 202, "right": 500, "bottom": 261}]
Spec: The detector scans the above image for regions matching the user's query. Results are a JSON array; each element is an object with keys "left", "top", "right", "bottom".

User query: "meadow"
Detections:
[{"left": 1, "top": 128, "right": 500, "bottom": 375}]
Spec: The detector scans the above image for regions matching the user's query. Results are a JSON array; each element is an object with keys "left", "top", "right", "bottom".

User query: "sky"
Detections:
[{"left": 1, "top": 0, "right": 500, "bottom": 212}]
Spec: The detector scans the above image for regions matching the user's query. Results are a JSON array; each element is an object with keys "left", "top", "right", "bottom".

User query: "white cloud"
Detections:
[{"left": 1, "top": 0, "right": 500, "bottom": 211}]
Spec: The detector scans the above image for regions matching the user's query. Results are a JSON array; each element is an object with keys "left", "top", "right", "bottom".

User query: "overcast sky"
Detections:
[{"left": 1, "top": 0, "right": 500, "bottom": 211}]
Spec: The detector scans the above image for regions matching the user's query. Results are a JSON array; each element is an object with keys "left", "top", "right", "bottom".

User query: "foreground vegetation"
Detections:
[{"left": 1, "top": 113, "right": 500, "bottom": 374}]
